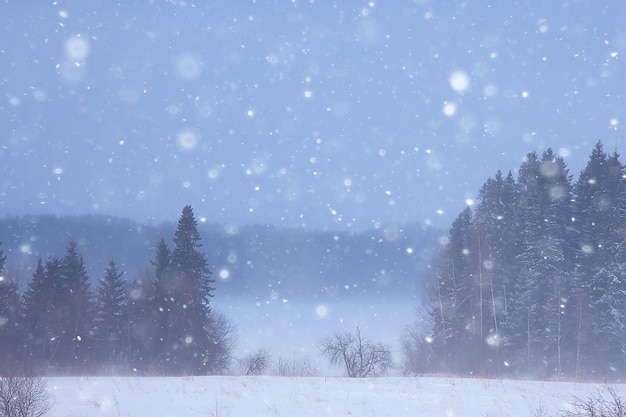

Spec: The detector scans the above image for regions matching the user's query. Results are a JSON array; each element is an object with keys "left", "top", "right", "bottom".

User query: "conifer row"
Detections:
[
  {"left": 428, "top": 142, "right": 626, "bottom": 379},
  {"left": 0, "top": 205, "right": 228, "bottom": 376}
]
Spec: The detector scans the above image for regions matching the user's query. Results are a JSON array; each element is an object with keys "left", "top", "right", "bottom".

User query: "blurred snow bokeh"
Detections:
[{"left": 1, "top": 1, "right": 625, "bottom": 230}]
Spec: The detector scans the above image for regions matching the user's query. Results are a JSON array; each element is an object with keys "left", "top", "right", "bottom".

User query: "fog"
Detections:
[
  {"left": 215, "top": 296, "right": 417, "bottom": 370},
  {"left": 2, "top": 0, "right": 625, "bottom": 381}
]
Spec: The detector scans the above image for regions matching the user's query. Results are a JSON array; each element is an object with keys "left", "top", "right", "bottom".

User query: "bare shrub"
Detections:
[
  {"left": 400, "top": 320, "right": 435, "bottom": 376},
  {"left": 208, "top": 395, "right": 229, "bottom": 417},
  {"left": 237, "top": 349, "right": 272, "bottom": 376},
  {"left": 320, "top": 326, "right": 392, "bottom": 377},
  {"left": 561, "top": 386, "right": 626, "bottom": 417},
  {"left": 0, "top": 375, "right": 53, "bottom": 417},
  {"left": 205, "top": 311, "right": 237, "bottom": 374},
  {"left": 531, "top": 401, "right": 550, "bottom": 417},
  {"left": 276, "top": 355, "right": 320, "bottom": 377}
]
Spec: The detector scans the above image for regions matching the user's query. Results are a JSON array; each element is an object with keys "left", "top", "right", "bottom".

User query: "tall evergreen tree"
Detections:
[
  {"left": 495, "top": 171, "right": 520, "bottom": 359},
  {"left": 152, "top": 205, "right": 216, "bottom": 374},
  {"left": 22, "top": 259, "right": 57, "bottom": 366},
  {"left": 430, "top": 207, "right": 476, "bottom": 373},
  {"left": 604, "top": 150, "right": 626, "bottom": 372},
  {"left": 508, "top": 150, "right": 575, "bottom": 377},
  {"left": 573, "top": 142, "right": 626, "bottom": 376},
  {"left": 538, "top": 150, "right": 575, "bottom": 376},
  {"left": 149, "top": 237, "right": 173, "bottom": 369},
  {"left": 472, "top": 171, "right": 518, "bottom": 374},
  {"left": 0, "top": 243, "right": 22, "bottom": 371},
  {"left": 94, "top": 260, "right": 128, "bottom": 367},
  {"left": 505, "top": 151, "right": 543, "bottom": 372},
  {"left": 126, "top": 272, "right": 155, "bottom": 372},
  {"left": 54, "top": 242, "right": 95, "bottom": 370}
]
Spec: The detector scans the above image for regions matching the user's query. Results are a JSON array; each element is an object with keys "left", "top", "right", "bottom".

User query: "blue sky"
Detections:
[{"left": 1, "top": 1, "right": 625, "bottom": 230}]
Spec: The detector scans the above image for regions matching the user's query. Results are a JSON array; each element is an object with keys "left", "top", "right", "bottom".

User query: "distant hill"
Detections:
[{"left": 0, "top": 214, "right": 441, "bottom": 302}]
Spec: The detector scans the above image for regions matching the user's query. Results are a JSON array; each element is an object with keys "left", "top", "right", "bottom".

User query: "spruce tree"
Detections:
[
  {"left": 22, "top": 258, "right": 62, "bottom": 367},
  {"left": 55, "top": 242, "right": 95, "bottom": 370},
  {"left": 430, "top": 207, "right": 475, "bottom": 373},
  {"left": 508, "top": 151, "right": 551, "bottom": 373},
  {"left": 94, "top": 260, "right": 128, "bottom": 368},
  {"left": 573, "top": 142, "right": 626, "bottom": 375},
  {"left": 508, "top": 150, "right": 575, "bottom": 376},
  {"left": 149, "top": 237, "right": 173, "bottom": 368},
  {"left": 537, "top": 150, "right": 575, "bottom": 376},
  {"left": 472, "top": 171, "right": 518, "bottom": 374},
  {"left": 126, "top": 274, "right": 155, "bottom": 372},
  {"left": 0, "top": 243, "right": 22, "bottom": 371},
  {"left": 494, "top": 171, "right": 520, "bottom": 360},
  {"left": 428, "top": 143, "right": 626, "bottom": 378},
  {"left": 604, "top": 150, "right": 626, "bottom": 373},
  {"left": 152, "top": 205, "right": 216, "bottom": 374}
]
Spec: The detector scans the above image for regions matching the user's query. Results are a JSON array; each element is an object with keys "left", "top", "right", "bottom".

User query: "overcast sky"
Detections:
[{"left": 1, "top": 1, "right": 625, "bottom": 231}]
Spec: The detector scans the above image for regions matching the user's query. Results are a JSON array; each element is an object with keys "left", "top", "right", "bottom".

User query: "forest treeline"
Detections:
[
  {"left": 0, "top": 206, "right": 230, "bottom": 376},
  {"left": 425, "top": 141, "right": 626, "bottom": 379},
  {"left": 8, "top": 142, "right": 625, "bottom": 379},
  {"left": 0, "top": 213, "right": 433, "bottom": 300},
  {"left": 0, "top": 204, "right": 435, "bottom": 376}
]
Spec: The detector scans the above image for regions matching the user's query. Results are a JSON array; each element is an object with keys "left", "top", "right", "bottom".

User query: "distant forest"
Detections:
[
  {"left": 0, "top": 205, "right": 436, "bottom": 375},
  {"left": 8, "top": 142, "right": 625, "bottom": 380},
  {"left": 0, "top": 206, "right": 225, "bottom": 375},
  {"left": 0, "top": 214, "right": 435, "bottom": 301},
  {"left": 425, "top": 141, "right": 626, "bottom": 380}
]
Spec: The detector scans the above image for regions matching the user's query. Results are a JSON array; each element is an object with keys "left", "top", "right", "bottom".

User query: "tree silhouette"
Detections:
[
  {"left": 94, "top": 260, "right": 128, "bottom": 367},
  {"left": 56, "top": 242, "right": 95, "bottom": 370},
  {"left": 320, "top": 326, "right": 392, "bottom": 377},
  {"left": 427, "top": 143, "right": 626, "bottom": 378},
  {"left": 21, "top": 259, "right": 59, "bottom": 367},
  {"left": 0, "top": 243, "right": 22, "bottom": 371},
  {"left": 150, "top": 205, "right": 216, "bottom": 374}
]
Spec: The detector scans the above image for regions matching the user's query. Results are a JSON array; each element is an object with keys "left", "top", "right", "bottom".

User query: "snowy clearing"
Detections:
[{"left": 46, "top": 375, "right": 622, "bottom": 417}]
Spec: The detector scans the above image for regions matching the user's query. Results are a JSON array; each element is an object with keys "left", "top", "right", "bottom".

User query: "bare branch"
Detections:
[
  {"left": 0, "top": 376, "right": 53, "bottom": 417},
  {"left": 320, "top": 327, "right": 392, "bottom": 377},
  {"left": 238, "top": 349, "right": 272, "bottom": 376}
]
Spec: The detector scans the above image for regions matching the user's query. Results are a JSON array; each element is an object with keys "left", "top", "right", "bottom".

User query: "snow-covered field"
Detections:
[
  {"left": 46, "top": 375, "right": 623, "bottom": 417},
  {"left": 39, "top": 299, "right": 626, "bottom": 416}
]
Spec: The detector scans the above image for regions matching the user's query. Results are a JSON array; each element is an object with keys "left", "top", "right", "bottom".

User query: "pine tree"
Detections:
[
  {"left": 149, "top": 237, "right": 173, "bottom": 369},
  {"left": 22, "top": 258, "right": 61, "bottom": 367},
  {"left": 505, "top": 150, "right": 575, "bottom": 377},
  {"left": 536, "top": 150, "right": 576, "bottom": 377},
  {"left": 54, "top": 242, "right": 95, "bottom": 370},
  {"left": 605, "top": 150, "right": 626, "bottom": 374},
  {"left": 573, "top": 142, "right": 626, "bottom": 376},
  {"left": 430, "top": 207, "right": 476, "bottom": 373},
  {"left": 94, "top": 260, "right": 128, "bottom": 368},
  {"left": 428, "top": 143, "right": 626, "bottom": 378},
  {"left": 126, "top": 272, "right": 155, "bottom": 372},
  {"left": 472, "top": 171, "right": 518, "bottom": 374},
  {"left": 495, "top": 171, "right": 520, "bottom": 355},
  {"left": 152, "top": 205, "right": 216, "bottom": 374},
  {"left": 0, "top": 243, "right": 22, "bottom": 371},
  {"left": 170, "top": 206, "right": 216, "bottom": 309}
]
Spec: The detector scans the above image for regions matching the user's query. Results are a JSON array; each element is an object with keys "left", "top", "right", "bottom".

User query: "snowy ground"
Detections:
[
  {"left": 46, "top": 375, "right": 623, "bottom": 417},
  {"left": 41, "top": 298, "right": 625, "bottom": 416}
]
